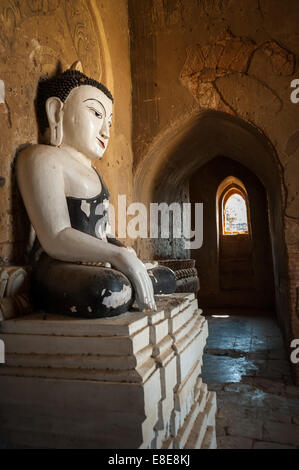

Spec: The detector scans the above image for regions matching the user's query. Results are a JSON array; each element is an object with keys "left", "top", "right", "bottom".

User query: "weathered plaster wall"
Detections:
[
  {"left": 0, "top": 0, "right": 133, "bottom": 263},
  {"left": 129, "top": 0, "right": 299, "bottom": 382}
]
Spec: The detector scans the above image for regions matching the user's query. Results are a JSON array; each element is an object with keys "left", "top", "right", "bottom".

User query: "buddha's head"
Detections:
[{"left": 36, "top": 70, "right": 113, "bottom": 160}]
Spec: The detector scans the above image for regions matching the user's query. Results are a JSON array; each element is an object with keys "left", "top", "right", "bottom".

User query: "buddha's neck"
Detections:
[{"left": 60, "top": 144, "right": 92, "bottom": 169}]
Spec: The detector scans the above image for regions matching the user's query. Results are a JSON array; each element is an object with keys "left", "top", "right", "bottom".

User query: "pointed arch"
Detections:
[{"left": 216, "top": 176, "right": 251, "bottom": 236}]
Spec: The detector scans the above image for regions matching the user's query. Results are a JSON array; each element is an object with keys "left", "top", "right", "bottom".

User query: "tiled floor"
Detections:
[{"left": 201, "top": 313, "right": 299, "bottom": 449}]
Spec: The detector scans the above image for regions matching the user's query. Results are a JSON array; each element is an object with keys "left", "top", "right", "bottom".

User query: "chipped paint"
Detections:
[
  {"left": 80, "top": 200, "right": 91, "bottom": 218},
  {"left": 95, "top": 198, "right": 109, "bottom": 215},
  {"left": 95, "top": 198, "right": 109, "bottom": 240},
  {"left": 0, "top": 80, "right": 4, "bottom": 104},
  {"left": 95, "top": 218, "right": 105, "bottom": 239},
  {"left": 101, "top": 288, "right": 106, "bottom": 296},
  {"left": 70, "top": 306, "right": 77, "bottom": 313},
  {"left": 102, "top": 285, "right": 132, "bottom": 309},
  {"left": 87, "top": 306, "right": 92, "bottom": 312}
]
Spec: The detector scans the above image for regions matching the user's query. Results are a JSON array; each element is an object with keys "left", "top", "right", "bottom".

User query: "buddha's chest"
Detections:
[
  {"left": 65, "top": 168, "right": 110, "bottom": 240},
  {"left": 64, "top": 164, "right": 102, "bottom": 199}
]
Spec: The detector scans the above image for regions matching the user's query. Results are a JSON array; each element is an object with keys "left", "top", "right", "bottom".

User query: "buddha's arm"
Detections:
[
  {"left": 106, "top": 235, "right": 125, "bottom": 248},
  {"left": 17, "top": 147, "right": 156, "bottom": 310}
]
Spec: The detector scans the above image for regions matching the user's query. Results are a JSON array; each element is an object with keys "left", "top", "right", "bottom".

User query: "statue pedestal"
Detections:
[{"left": 0, "top": 293, "right": 216, "bottom": 449}]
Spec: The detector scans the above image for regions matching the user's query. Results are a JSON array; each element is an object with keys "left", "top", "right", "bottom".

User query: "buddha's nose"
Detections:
[{"left": 101, "top": 119, "right": 110, "bottom": 139}]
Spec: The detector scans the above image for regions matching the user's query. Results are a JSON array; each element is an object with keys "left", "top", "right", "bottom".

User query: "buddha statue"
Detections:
[{"left": 16, "top": 69, "right": 176, "bottom": 318}]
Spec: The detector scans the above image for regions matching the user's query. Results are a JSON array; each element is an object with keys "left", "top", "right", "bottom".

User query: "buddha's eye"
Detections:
[{"left": 89, "top": 107, "right": 103, "bottom": 119}]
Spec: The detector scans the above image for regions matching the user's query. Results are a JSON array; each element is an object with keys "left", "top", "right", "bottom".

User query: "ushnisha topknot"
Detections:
[{"left": 35, "top": 69, "right": 114, "bottom": 135}]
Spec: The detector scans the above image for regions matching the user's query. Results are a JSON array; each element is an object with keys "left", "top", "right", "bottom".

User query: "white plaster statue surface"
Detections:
[{"left": 17, "top": 76, "right": 160, "bottom": 315}]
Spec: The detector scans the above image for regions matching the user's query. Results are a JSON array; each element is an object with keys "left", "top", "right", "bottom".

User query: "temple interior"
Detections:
[{"left": 0, "top": 0, "right": 299, "bottom": 449}]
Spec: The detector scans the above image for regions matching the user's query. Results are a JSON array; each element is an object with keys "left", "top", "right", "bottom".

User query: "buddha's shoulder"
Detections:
[{"left": 17, "top": 144, "right": 65, "bottom": 169}]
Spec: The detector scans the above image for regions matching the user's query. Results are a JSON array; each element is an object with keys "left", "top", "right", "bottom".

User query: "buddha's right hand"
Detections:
[{"left": 112, "top": 249, "right": 157, "bottom": 311}]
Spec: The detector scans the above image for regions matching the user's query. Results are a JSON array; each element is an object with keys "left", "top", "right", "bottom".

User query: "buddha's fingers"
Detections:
[
  {"left": 139, "top": 270, "right": 156, "bottom": 311},
  {"left": 134, "top": 273, "right": 150, "bottom": 310},
  {"left": 133, "top": 271, "right": 153, "bottom": 311},
  {"left": 114, "top": 249, "right": 156, "bottom": 311},
  {"left": 145, "top": 274, "right": 156, "bottom": 310}
]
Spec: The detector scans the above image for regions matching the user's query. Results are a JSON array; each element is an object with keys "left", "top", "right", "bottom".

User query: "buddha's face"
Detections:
[{"left": 61, "top": 85, "right": 113, "bottom": 160}]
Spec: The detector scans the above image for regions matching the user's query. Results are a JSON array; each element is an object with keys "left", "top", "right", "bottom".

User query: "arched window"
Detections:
[
  {"left": 223, "top": 192, "right": 248, "bottom": 235},
  {"left": 216, "top": 176, "right": 251, "bottom": 238}
]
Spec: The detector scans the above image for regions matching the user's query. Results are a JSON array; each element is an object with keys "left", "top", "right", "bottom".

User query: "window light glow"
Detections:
[
  {"left": 211, "top": 315, "right": 230, "bottom": 318},
  {"left": 224, "top": 193, "right": 248, "bottom": 235}
]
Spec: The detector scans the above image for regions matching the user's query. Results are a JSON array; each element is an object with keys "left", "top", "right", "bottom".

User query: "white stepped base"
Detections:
[{"left": 0, "top": 293, "right": 216, "bottom": 449}]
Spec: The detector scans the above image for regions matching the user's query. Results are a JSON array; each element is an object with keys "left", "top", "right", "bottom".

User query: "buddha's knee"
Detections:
[
  {"left": 86, "top": 268, "right": 134, "bottom": 317},
  {"left": 148, "top": 266, "right": 176, "bottom": 294},
  {"left": 31, "top": 255, "right": 134, "bottom": 318}
]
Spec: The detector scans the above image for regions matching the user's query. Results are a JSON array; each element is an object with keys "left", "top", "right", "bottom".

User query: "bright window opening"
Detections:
[
  {"left": 211, "top": 315, "right": 230, "bottom": 318},
  {"left": 223, "top": 193, "right": 248, "bottom": 235}
]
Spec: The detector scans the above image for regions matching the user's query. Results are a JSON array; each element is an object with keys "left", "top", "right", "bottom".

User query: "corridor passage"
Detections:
[{"left": 201, "top": 313, "right": 299, "bottom": 449}]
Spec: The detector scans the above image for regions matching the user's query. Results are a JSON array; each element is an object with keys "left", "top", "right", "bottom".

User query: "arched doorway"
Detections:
[
  {"left": 218, "top": 177, "right": 252, "bottom": 292},
  {"left": 135, "top": 110, "right": 290, "bottom": 341},
  {"left": 190, "top": 156, "right": 275, "bottom": 310}
]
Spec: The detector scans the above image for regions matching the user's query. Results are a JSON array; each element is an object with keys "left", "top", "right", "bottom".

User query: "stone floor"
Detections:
[{"left": 201, "top": 311, "right": 299, "bottom": 449}]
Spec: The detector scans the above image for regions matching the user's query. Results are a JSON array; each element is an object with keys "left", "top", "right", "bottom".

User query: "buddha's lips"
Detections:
[{"left": 97, "top": 138, "right": 105, "bottom": 149}]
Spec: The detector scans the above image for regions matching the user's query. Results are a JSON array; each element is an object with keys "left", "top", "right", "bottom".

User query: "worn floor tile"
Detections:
[{"left": 201, "top": 312, "right": 299, "bottom": 449}]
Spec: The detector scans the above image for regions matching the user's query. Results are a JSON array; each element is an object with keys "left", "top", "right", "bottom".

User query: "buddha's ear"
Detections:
[{"left": 45, "top": 97, "right": 64, "bottom": 146}]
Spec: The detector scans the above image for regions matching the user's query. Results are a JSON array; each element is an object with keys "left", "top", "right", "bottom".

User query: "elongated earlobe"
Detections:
[{"left": 45, "top": 97, "right": 64, "bottom": 146}]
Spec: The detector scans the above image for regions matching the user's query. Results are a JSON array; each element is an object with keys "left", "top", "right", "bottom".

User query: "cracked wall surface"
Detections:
[{"left": 180, "top": 32, "right": 294, "bottom": 117}]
